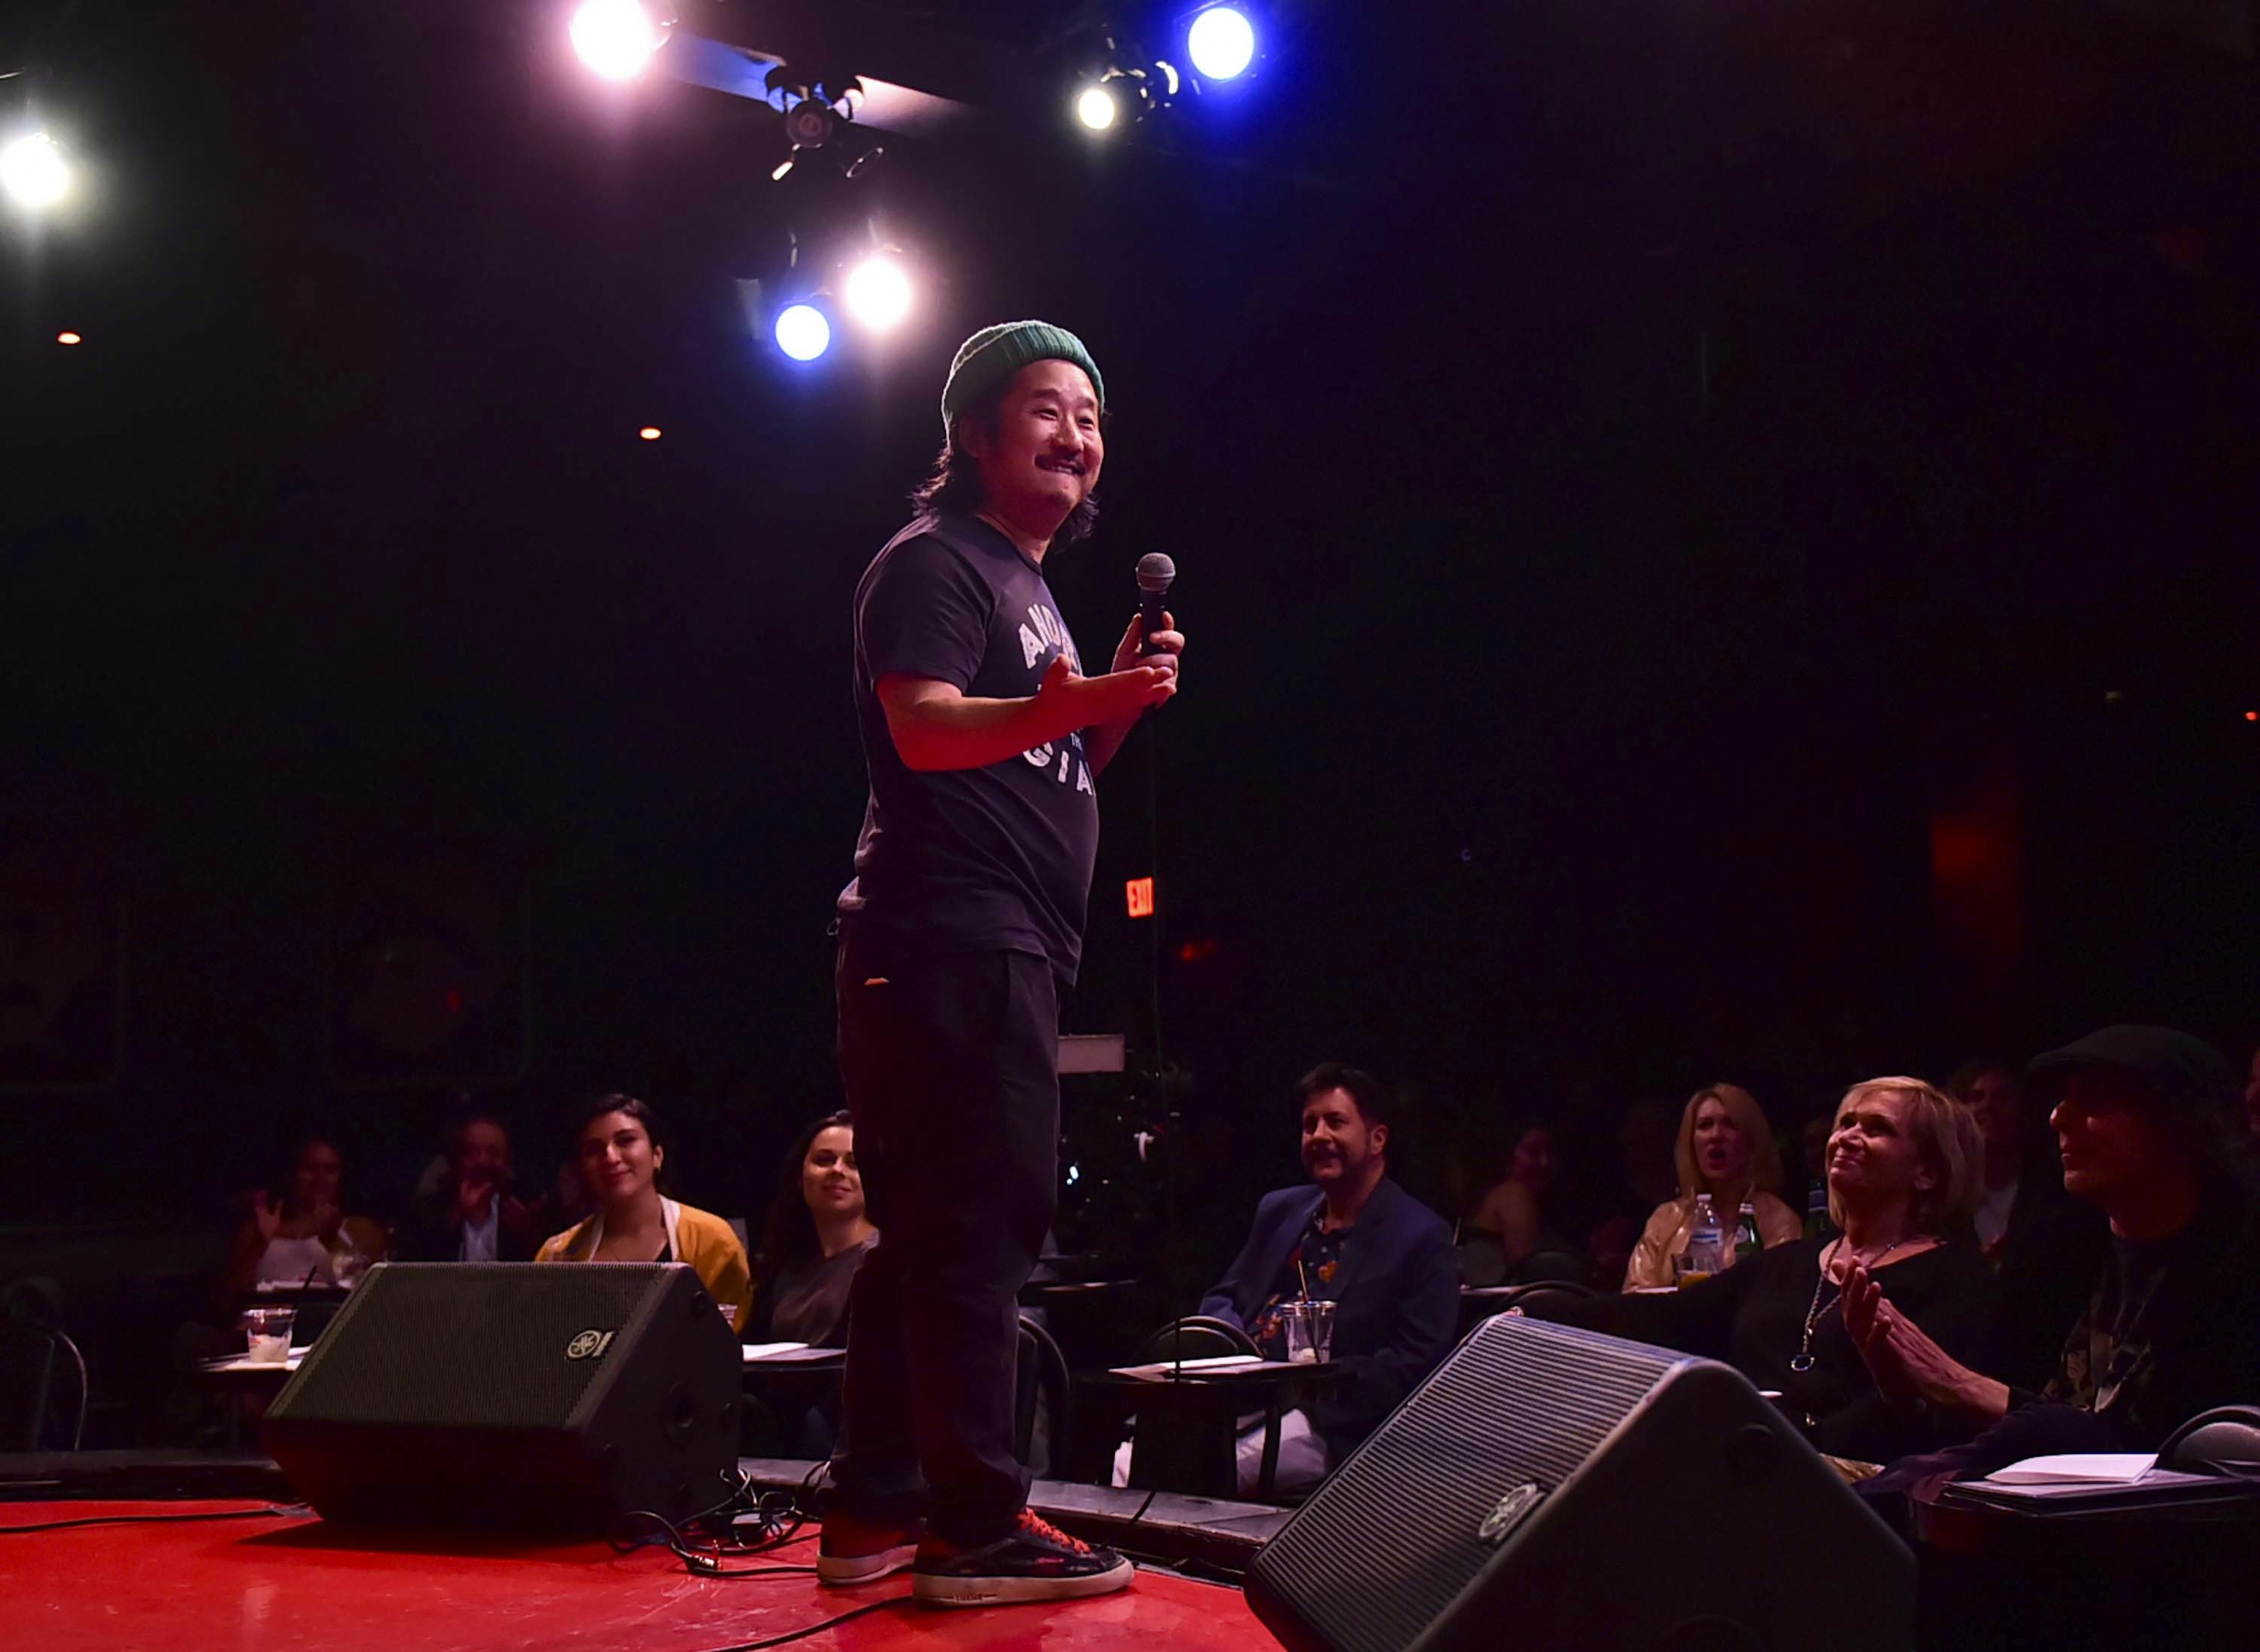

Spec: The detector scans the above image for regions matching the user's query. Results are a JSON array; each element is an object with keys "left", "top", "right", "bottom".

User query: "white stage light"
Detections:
[
  {"left": 1186, "top": 7, "right": 1257, "bottom": 81},
  {"left": 1075, "top": 85, "right": 1119, "bottom": 132},
  {"left": 1, "top": 132, "right": 72, "bottom": 211},
  {"left": 843, "top": 257, "right": 913, "bottom": 330},
  {"left": 775, "top": 304, "right": 832, "bottom": 361},
  {"left": 570, "top": 0, "right": 666, "bottom": 81}
]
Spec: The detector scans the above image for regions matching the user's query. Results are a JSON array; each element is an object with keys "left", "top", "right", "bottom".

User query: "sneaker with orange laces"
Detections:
[
  {"left": 910, "top": 1508, "right": 1134, "bottom": 1608},
  {"left": 817, "top": 1507, "right": 924, "bottom": 1585}
]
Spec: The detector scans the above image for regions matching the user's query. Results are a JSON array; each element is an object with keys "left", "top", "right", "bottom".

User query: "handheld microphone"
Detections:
[{"left": 1135, "top": 553, "right": 1176, "bottom": 656}]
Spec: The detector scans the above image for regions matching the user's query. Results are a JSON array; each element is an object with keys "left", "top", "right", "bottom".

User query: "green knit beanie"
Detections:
[{"left": 939, "top": 320, "right": 1105, "bottom": 434}]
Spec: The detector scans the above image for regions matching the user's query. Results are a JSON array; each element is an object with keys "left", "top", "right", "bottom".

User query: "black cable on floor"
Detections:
[
  {"left": 696, "top": 1595, "right": 919, "bottom": 1650},
  {"left": 0, "top": 1504, "right": 308, "bottom": 1535}
]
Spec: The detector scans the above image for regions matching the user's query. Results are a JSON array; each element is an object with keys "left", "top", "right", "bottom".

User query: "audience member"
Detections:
[
  {"left": 224, "top": 1139, "right": 388, "bottom": 1295},
  {"left": 1621, "top": 1083, "right": 1801, "bottom": 1291},
  {"left": 1584, "top": 1097, "right": 1682, "bottom": 1289},
  {"left": 746, "top": 1111, "right": 878, "bottom": 1347},
  {"left": 1195, "top": 1063, "right": 1457, "bottom": 1492},
  {"left": 1844, "top": 1027, "right": 2260, "bottom": 1460},
  {"left": 1466, "top": 1119, "right": 1576, "bottom": 1275},
  {"left": 1526, "top": 1077, "right": 1992, "bottom": 1462},
  {"left": 393, "top": 1115, "right": 547, "bottom": 1262},
  {"left": 1946, "top": 1055, "right": 2106, "bottom": 1391},
  {"left": 1945, "top": 1060, "right": 2029, "bottom": 1254},
  {"left": 536, "top": 1095, "right": 752, "bottom": 1331},
  {"left": 2244, "top": 1040, "right": 2259, "bottom": 1138}
]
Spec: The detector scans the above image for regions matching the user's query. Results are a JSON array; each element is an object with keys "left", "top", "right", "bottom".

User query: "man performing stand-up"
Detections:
[{"left": 819, "top": 322, "right": 1184, "bottom": 1607}]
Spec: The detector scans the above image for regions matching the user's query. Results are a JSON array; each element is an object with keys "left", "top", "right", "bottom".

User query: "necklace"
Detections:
[{"left": 1789, "top": 1237, "right": 1913, "bottom": 1374}]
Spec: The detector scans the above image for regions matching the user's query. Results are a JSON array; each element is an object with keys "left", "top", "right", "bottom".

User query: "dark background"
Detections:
[{"left": 4, "top": 1, "right": 2256, "bottom": 1264}]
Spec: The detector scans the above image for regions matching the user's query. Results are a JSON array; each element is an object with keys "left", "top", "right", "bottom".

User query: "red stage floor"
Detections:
[{"left": 2, "top": 1501, "right": 1266, "bottom": 1652}]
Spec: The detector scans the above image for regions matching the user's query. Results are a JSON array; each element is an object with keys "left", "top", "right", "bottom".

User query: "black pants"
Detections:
[{"left": 829, "top": 935, "right": 1061, "bottom": 1545}]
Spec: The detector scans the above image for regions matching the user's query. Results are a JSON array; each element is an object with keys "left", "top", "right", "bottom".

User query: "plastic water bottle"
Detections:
[
  {"left": 1679, "top": 1194, "right": 1725, "bottom": 1285},
  {"left": 1734, "top": 1199, "right": 1761, "bottom": 1263}
]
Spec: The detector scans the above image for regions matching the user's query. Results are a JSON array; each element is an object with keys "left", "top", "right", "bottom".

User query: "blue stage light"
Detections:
[
  {"left": 774, "top": 303, "right": 832, "bottom": 361},
  {"left": 1186, "top": 6, "right": 1257, "bottom": 81}
]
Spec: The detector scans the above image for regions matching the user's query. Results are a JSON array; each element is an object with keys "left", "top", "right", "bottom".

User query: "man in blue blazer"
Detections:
[{"left": 1199, "top": 1063, "right": 1459, "bottom": 1484}]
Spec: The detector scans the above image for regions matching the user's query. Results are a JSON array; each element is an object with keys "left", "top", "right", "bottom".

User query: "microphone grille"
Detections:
[{"left": 1135, "top": 553, "right": 1176, "bottom": 593}]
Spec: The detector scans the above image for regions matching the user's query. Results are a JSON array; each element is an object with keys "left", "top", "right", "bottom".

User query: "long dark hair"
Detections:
[
  {"left": 757, "top": 1111, "right": 855, "bottom": 1277},
  {"left": 910, "top": 375, "right": 1103, "bottom": 546}
]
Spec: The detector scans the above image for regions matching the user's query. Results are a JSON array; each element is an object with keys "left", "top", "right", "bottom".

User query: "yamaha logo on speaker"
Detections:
[
  {"left": 565, "top": 1329, "right": 617, "bottom": 1361},
  {"left": 1477, "top": 1481, "right": 1544, "bottom": 1544}
]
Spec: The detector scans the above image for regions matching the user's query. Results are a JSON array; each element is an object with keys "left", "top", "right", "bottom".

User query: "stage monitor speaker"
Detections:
[
  {"left": 262, "top": 1262, "right": 740, "bottom": 1533},
  {"left": 1246, "top": 1315, "right": 1913, "bottom": 1652}
]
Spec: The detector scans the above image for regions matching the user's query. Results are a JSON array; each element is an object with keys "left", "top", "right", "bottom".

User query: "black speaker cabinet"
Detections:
[
  {"left": 262, "top": 1262, "right": 740, "bottom": 1532},
  {"left": 1247, "top": 1315, "right": 1913, "bottom": 1652}
]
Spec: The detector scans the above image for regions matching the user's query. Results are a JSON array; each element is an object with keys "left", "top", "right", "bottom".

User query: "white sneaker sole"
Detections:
[
  {"left": 816, "top": 1543, "right": 919, "bottom": 1586},
  {"left": 912, "top": 1556, "right": 1135, "bottom": 1608}
]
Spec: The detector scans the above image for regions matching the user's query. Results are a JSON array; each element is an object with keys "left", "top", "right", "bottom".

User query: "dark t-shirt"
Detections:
[
  {"left": 837, "top": 513, "right": 1100, "bottom": 982},
  {"left": 753, "top": 1234, "right": 878, "bottom": 1349}
]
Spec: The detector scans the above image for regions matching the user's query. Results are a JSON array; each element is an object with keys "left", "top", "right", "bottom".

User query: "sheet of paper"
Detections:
[
  {"left": 1108, "top": 1354, "right": 1285, "bottom": 1380},
  {"left": 741, "top": 1342, "right": 816, "bottom": 1362},
  {"left": 1985, "top": 1453, "right": 2157, "bottom": 1486},
  {"left": 1958, "top": 1468, "right": 2221, "bottom": 1503}
]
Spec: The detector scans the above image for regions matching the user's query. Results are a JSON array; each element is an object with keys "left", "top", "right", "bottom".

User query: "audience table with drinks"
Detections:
[{"left": 1069, "top": 1299, "right": 1342, "bottom": 1501}]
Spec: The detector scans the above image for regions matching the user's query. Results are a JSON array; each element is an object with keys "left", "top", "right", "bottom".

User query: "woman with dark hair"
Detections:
[
  {"left": 535, "top": 1095, "right": 752, "bottom": 1331},
  {"left": 224, "top": 1139, "right": 388, "bottom": 1295},
  {"left": 746, "top": 1111, "right": 878, "bottom": 1348},
  {"left": 1465, "top": 1119, "right": 1574, "bottom": 1274}
]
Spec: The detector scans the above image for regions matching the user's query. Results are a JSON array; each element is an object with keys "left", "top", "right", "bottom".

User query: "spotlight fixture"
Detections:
[
  {"left": 1073, "top": 60, "right": 1179, "bottom": 135},
  {"left": 56, "top": 330, "right": 81, "bottom": 345},
  {"left": 569, "top": 0, "right": 673, "bottom": 81},
  {"left": 637, "top": 426, "right": 662, "bottom": 440},
  {"left": 1185, "top": 6, "right": 1257, "bottom": 81},
  {"left": 842, "top": 254, "right": 913, "bottom": 330},
  {"left": 773, "top": 303, "right": 832, "bottom": 361},
  {"left": 0, "top": 130, "right": 72, "bottom": 211},
  {"left": 1075, "top": 85, "right": 1119, "bottom": 131},
  {"left": 764, "top": 64, "right": 883, "bottom": 184}
]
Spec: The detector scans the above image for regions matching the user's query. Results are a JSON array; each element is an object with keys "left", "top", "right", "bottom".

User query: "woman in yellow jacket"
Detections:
[{"left": 536, "top": 1093, "right": 753, "bottom": 1331}]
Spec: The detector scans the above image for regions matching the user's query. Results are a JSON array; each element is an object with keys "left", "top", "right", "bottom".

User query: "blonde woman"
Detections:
[
  {"left": 1523, "top": 1078, "right": 1993, "bottom": 1463},
  {"left": 1623, "top": 1084, "right": 1802, "bottom": 1291}
]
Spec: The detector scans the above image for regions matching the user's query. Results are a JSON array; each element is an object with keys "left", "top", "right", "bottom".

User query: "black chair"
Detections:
[
  {"left": 2163, "top": 1406, "right": 2260, "bottom": 1477},
  {"left": 0, "top": 1317, "right": 84, "bottom": 1452},
  {"left": 1455, "top": 1235, "right": 1509, "bottom": 1289},
  {"left": 1014, "top": 1314, "right": 1071, "bottom": 1472},
  {"left": 1508, "top": 1247, "right": 1592, "bottom": 1287},
  {"left": 1459, "top": 1278, "right": 1597, "bottom": 1338},
  {"left": 1129, "top": 1315, "right": 1258, "bottom": 1365}
]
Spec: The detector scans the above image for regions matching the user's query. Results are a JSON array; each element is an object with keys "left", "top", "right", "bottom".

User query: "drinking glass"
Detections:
[
  {"left": 240, "top": 1307, "right": 295, "bottom": 1364},
  {"left": 1284, "top": 1300, "right": 1336, "bottom": 1365}
]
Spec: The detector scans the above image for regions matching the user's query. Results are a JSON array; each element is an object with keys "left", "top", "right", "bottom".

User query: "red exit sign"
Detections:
[{"left": 1125, "top": 877, "right": 1155, "bottom": 919}]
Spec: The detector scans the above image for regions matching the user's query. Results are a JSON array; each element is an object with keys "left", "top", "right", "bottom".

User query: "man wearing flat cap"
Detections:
[{"left": 818, "top": 324, "right": 1183, "bottom": 1607}]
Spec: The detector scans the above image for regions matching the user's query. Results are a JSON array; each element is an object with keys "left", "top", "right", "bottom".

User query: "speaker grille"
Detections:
[
  {"left": 1251, "top": 1318, "right": 1682, "bottom": 1652},
  {"left": 275, "top": 1264, "right": 669, "bottom": 1430}
]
